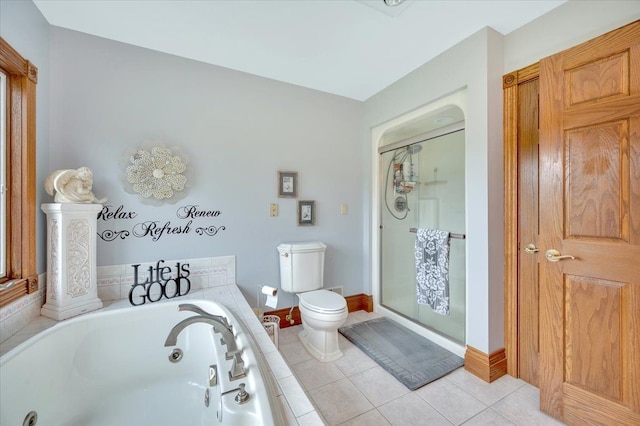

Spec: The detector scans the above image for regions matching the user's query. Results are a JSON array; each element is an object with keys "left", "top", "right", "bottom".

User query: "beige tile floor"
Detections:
[{"left": 279, "top": 310, "right": 566, "bottom": 426}]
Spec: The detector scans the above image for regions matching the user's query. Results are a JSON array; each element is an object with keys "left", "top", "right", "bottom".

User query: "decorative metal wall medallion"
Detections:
[{"left": 124, "top": 145, "right": 189, "bottom": 204}]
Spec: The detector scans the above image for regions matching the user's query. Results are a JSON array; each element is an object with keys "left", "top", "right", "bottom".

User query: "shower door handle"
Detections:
[{"left": 523, "top": 244, "right": 539, "bottom": 254}]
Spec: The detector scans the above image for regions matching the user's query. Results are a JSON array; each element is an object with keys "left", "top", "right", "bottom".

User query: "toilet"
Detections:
[{"left": 277, "top": 241, "right": 348, "bottom": 362}]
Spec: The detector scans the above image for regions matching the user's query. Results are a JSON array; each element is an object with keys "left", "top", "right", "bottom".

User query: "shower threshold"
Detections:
[{"left": 378, "top": 304, "right": 465, "bottom": 357}]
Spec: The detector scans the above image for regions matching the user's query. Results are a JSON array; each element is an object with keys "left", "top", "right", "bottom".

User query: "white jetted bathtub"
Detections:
[{"left": 0, "top": 299, "right": 283, "bottom": 425}]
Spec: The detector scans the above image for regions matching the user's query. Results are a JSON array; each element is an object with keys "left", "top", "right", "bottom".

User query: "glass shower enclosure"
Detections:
[{"left": 379, "top": 127, "right": 466, "bottom": 344}]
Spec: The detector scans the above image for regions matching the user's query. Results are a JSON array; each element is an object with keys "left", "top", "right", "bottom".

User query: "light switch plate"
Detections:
[{"left": 270, "top": 203, "right": 278, "bottom": 217}]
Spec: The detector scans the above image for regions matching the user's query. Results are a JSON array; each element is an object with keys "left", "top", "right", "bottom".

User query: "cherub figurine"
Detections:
[{"left": 45, "top": 167, "right": 107, "bottom": 204}]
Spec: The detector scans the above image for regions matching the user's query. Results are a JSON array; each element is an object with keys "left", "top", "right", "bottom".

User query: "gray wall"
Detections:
[
  {"left": 0, "top": 0, "right": 50, "bottom": 274},
  {"left": 48, "top": 28, "right": 364, "bottom": 307}
]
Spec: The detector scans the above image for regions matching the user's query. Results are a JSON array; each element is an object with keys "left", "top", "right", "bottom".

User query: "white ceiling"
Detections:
[{"left": 33, "top": 0, "right": 566, "bottom": 101}]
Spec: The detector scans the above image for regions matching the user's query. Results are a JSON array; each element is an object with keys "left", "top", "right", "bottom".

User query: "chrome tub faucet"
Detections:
[{"left": 164, "top": 304, "right": 246, "bottom": 380}]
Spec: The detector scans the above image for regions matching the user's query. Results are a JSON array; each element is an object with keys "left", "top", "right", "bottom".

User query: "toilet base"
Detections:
[{"left": 299, "top": 328, "right": 343, "bottom": 362}]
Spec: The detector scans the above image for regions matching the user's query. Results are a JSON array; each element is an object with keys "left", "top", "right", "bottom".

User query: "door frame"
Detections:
[{"left": 503, "top": 62, "right": 539, "bottom": 378}]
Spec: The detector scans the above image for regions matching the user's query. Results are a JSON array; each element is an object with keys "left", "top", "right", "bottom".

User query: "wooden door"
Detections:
[
  {"left": 539, "top": 20, "right": 640, "bottom": 425},
  {"left": 517, "top": 77, "right": 540, "bottom": 387}
]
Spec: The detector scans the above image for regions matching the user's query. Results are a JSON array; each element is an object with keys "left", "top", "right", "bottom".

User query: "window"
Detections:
[{"left": 0, "top": 37, "right": 38, "bottom": 307}]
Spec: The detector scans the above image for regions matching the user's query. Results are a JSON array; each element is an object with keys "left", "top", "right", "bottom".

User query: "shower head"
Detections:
[
  {"left": 406, "top": 145, "right": 422, "bottom": 155},
  {"left": 392, "top": 144, "right": 422, "bottom": 162}
]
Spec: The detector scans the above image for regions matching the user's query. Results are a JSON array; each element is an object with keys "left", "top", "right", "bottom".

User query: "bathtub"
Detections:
[{"left": 0, "top": 299, "right": 284, "bottom": 425}]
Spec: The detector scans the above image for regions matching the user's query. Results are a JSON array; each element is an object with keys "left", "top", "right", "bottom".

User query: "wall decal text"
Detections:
[
  {"left": 97, "top": 204, "right": 226, "bottom": 242},
  {"left": 176, "top": 205, "right": 221, "bottom": 219},
  {"left": 98, "top": 205, "right": 138, "bottom": 221}
]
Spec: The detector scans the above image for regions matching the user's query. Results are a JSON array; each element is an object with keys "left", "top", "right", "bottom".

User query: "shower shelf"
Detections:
[
  {"left": 420, "top": 168, "right": 447, "bottom": 186},
  {"left": 409, "top": 227, "right": 466, "bottom": 240},
  {"left": 419, "top": 179, "right": 447, "bottom": 185},
  {"left": 395, "top": 181, "right": 417, "bottom": 194}
]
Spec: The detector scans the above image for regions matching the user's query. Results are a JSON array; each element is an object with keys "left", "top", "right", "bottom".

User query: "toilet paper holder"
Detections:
[
  {"left": 255, "top": 285, "right": 279, "bottom": 316},
  {"left": 256, "top": 285, "right": 281, "bottom": 348}
]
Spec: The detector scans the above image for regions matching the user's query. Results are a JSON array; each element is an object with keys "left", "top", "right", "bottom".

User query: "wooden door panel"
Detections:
[
  {"left": 517, "top": 78, "right": 540, "bottom": 386},
  {"left": 564, "top": 119, "right": 629, "bottom": 241},
  {"left": 564, "top": 50, "right": 630, "bottom": 107},
  {"left": 539, "top": 20, "right": 640, "bottom": 425},
  {"left": 565, "top": 275, "right": 623, "bottom": 401}
]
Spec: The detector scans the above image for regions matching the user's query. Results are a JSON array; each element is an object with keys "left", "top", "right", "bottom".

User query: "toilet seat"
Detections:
[{"left": 298, "top": 289, "right": 346, "bottom": 314}]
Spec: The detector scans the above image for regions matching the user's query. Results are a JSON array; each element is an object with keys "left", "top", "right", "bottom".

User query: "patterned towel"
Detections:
[{"left": 415, "top": 228, "right": 451, "bottom": 315}]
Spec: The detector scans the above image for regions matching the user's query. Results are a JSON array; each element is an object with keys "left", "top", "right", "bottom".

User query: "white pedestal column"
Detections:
[{"left": 41, "top": 203, "right": 103, "bottom": 320}]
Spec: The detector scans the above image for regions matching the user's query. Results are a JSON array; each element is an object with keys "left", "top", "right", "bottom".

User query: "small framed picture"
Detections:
[
  {"left": 278, "top": 171, "right": 298, "bottom": 198},
  {"left": 297, "top": 200, "right": 315, "bottom": 226}
]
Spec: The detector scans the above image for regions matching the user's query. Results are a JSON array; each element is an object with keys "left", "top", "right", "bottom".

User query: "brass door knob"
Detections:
[
  {"left": 524, "top": 243, "right": 539, "bottom": 254},
  {"left": 545, "top": 249, "right": 575, "bottom": 262}
]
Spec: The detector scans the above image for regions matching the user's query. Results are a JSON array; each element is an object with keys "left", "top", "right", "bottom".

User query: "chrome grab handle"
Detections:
[
  {"left": 524, "top": 244, "right": 539, "bottom": 254},
  {"left": 545, "top": 249, "right": 575, "bottom": 262}
]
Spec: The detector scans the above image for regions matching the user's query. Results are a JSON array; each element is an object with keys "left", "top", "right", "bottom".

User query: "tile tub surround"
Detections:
[
  {"left": 0, "top": 273, "right": 46, "bottom": 344},
  {"left": 1, "top": 261, "right": 323, "bottom": 425}
]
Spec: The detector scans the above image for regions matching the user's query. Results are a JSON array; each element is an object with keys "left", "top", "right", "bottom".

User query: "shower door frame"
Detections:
[{"left": 371, "top": 92, "right": 468, "bottom": 359}]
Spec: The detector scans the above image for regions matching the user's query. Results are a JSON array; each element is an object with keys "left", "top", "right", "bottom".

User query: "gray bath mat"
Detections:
[{"left": 338, "top": 317, "right": 464, "bottom": 390}]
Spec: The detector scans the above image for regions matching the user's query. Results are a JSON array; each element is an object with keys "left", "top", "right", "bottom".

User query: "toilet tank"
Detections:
[{"left": 277, "top": 242, "right": 326, "bottom": 293}]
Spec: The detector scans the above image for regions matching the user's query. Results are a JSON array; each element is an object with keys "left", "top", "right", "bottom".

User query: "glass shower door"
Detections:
[{"left": 380, "top": 129, "right": 466, "bottom": 344}]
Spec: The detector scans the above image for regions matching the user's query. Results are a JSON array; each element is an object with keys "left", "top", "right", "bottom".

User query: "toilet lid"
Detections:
[{"left": 299, "top": 290, "right": 346, "bottom": 313}]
